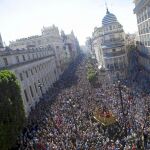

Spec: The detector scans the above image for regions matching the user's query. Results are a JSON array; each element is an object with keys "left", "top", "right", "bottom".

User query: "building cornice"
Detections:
[
  {"left": 0, "top": 47, "right": 54, "bottom": 56},
  {"left": 0, "top": 54, "right": 55, "bottom": 70}
]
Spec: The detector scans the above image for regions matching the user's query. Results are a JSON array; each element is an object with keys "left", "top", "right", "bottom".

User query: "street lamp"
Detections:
[
  {"left": 38, "top": 82, "right": 43, "bottom": 96},
  {"left": 115, "top": 80, "right": 128, "bottom": 137}
]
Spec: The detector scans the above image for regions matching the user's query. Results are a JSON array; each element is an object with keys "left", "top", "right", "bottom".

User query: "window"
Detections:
[
  {"left": 28, "top": 54, "right": 30, "bottom": 60},
  {"left": 35, "top": 67, "right": 37, "bottom": 73},
  {"left": 38, "top": 40, "right": 41, "bottom": 45},
  {"left": 56, "top": 46, "right": 59, "bottom": 50},
  {"left": 109, "top": 25, "right": 112, "bottom": 30},
  {"left": 19, "top": 73, "right": 23, "bottom": 81},
  {"left": 38, "top": 65, "right": 40, "bottom": 71},
  {"left": 118, "top": 25, "right": 121, "bottom": 28},
  {"left": 31, "top": 69, "right": 34, "bottom": 75},
  {"left": 24, "top": 89, "right": 29, "bottom": 102},
  {"left": 36, "top": 53, "right": 38, "bottom": 58},
  {"left": 32, "top": 54, "right": 34, "bottom": 59},
  {"left": 3, "top": 58, "right": 8, "bottom": 66},
  {"left": 22, "top": 55, "right": 26, "bottom": 61},
  {"left": 109, "top": 34, "right": 115, "bottom": 41},
  {"left": 46, "top": 38, "right": 49, "bottom": 42},
  {"left": 43, "top": 78, "right": 46, "bottom": 85},
  {"left": 16, "top": 56, "right": 20, "bottom": 63},
  {"left": 30, "top": 86, "right": 34, "bottom": 97},
  {"left": 25, "top": 71, "right": 28, "bottom": 78},
  {"left": 34, "top": 83, "right": 38, "bottom": 93},
  {"left": 54, "top": 69, "right": 56, "bottom": 75},
  {"left": 40, "top": 64, "right": 43, "bottom": 70},
  {"left": 107, "top": 64, "right": 110, "bottom": 69}
]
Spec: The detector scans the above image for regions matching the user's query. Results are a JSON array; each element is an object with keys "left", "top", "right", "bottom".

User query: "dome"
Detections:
[{"left": 102, "top": 9, "right": 118, "bottom": 26}]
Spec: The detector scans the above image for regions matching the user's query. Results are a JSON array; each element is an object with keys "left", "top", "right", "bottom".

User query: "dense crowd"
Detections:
[{"left": 12, "top": 55, "right": 149, "bottom": 150}]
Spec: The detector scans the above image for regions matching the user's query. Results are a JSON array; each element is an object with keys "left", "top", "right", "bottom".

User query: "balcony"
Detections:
[
  {"left": 0, "top": 46, "right": 55, "bottom": 56},
  {"left": 104, "top": 50, "right": 126, "bottom": 57},
  {"left": 106, "top": 63, "right": 126, "bottom": 72},
  {"left": 103, "top": 38, "right": 124, "bottom": 45},
  {"left": 103, "top": 29, "right": 124, "bottom": 36}
]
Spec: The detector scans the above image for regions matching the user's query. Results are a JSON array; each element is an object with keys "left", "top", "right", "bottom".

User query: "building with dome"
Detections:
[{"left": 92, "top": 9, "right": 128, "bottom": 81}]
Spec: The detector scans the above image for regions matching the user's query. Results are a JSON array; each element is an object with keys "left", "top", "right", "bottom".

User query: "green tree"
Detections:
[
  {"left": 0, "top": 70, "right": 25, "bottom": 150},
  {"left": 87, "top": 71, "right": 97, "bottom": 83},
  {"left": 127, "top": 44, "right": 136, "bottom": 51},
  {"left": 87, "top": 64, "right": 97, "bottom": 85}
]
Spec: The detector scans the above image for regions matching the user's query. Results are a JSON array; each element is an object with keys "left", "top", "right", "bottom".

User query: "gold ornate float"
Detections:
[{"left": 93, "top": 107, "right": 117, "bottom": 126}]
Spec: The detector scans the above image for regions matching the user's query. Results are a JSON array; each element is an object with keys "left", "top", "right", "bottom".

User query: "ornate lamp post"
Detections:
[
  {"left": 38, "top": 82, "right": 43, "bottom": 96},
  {"left": 117, "top": 80, "right": 128, "bottom": 136}
]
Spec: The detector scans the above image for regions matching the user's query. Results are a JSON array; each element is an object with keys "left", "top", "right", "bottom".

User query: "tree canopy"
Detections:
[
  {"left": 0, "top": 70, "right": 25, "bottom": 150},
  {"left": 87, "top": 63, "right": 97, "bottom": 85}
]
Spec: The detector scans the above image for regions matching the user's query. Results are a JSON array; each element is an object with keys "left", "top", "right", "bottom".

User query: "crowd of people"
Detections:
[{"left": 12, "top": 55, "right": 149, "bottom": 150}]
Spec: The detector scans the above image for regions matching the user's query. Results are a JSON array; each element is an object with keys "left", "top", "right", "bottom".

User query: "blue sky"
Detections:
[{"left": 0, "top": 0, "right": 137, "bottom": 45}]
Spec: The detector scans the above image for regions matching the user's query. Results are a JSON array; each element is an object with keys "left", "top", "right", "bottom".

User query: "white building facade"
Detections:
[
  {"left": 0, "top": 46, "right": 58, "bottom": 115},
  {"left": 61, "top": 30, "right": 80, "bottom": 65},
  {"left": 92, "top": 27, "right": 103, "bottom": 65},
  {"left": 85, "top": 37, "right": 96, "bottom": 58},
  {"left": 133, "top": 0, "right": 150, "bottom": 71},
  {"left": 9, "top": 25, "right": 80, "bottom": 74},
  {"left": 0, "top": 26, "right": 80, "bottom": 115}
]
